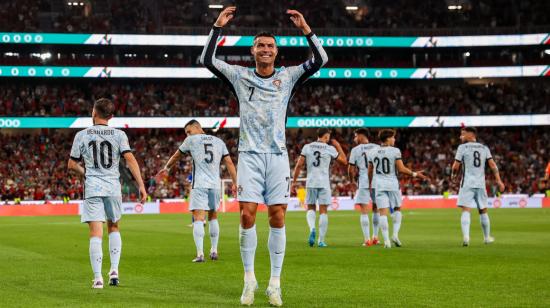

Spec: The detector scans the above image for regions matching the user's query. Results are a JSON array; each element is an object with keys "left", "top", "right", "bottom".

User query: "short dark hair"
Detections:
[
  {"left": 184, "top": 119, "right": 200, "bottom": 129},
  {"left": 355, "top": 128, "right": 368, "bottom": 137},
  {"left": 378, "top": 129, "right": 396, "bottom": 142},
  {"left": 317, "top": 128, "right": 331, "bottom": 138},
  {"left": 253, "top": 32, "right": 276, "bottom": 45},
  {"left": 461, "top": 127, "right": 477, "bottom": 135},
  {"left": 93, "top": 98, "right": 115, "bottom": 119}
]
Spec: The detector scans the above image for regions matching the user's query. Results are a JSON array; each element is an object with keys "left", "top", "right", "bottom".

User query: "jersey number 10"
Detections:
[{"left": 88, "top": 140, "right": 113, "bottom": 169}]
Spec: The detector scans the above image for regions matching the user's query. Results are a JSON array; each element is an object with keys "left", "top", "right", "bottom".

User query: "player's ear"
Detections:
[{"left": 250, "top": 46, "right": 255, "bottom": 56}]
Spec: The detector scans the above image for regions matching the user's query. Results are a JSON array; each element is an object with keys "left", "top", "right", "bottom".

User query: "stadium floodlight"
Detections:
[
  {"left": 544, "top": 49, "right": 550, "bottom": 55},
  {"left": 464, "top": 51, "right": 471, "bottom": 57},
  {"left": 208, "top": 4, "right": 223, "bottom": 9},
  {"left": 448, "top": 5, "right": 463, "bottom": 10},
  {"left": 67, "top": 2, "right": 73, "bottom": 5},
  {"left": 345, "top": 6, "right": 359, "bottom": 11}
]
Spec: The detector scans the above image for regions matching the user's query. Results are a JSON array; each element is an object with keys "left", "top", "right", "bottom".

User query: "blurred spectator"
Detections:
[
  {"left": 0, "top": 127, "right": 547, "bottom": 202},
  {"left": 1, "top": 81, "right": 548, "bottom": 117}
]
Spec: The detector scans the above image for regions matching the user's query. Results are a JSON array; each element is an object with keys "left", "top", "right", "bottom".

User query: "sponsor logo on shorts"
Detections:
[{"left": 237, "top": 185, "right": 243, "bottom": 196}]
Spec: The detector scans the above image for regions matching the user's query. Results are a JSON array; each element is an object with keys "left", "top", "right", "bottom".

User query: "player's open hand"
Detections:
[
  {"left": 215, "top": 6, "right": 236, "bottom": 27},
  {"left": 415, "top": 171, "right": 430, "bottom": 182},
  {"left": 287, "top": 9, "right": 311, "bottom": 34},
  {"left": 231, "top": 183, "right": 237, "bottom": 198},
  {"left": 139, "top": 186, "right": 148, "bottom": 204}
]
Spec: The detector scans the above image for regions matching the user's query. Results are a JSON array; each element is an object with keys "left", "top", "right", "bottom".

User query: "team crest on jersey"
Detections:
[{"left": 272, "top": 79, "right": 282, "bottom": 89}]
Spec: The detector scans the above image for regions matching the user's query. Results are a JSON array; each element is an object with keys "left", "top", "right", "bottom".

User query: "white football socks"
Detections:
[
  {"left": 391, "top": 211, "right": 402, "bottom": 238},
  {"left": 306, "top": 210, "right": 316, "bottom": 232},
  {"left": 89, "top": 237, "right": 103, "bottom": 279},
  {"left": 480, "top": 213, "right": 491, "bottom": 239},
  {"left": 193, "top": 221, "right": 205, "bottom": 257},
  {"left": 108, "top": 231, "right": 121, "bottom": 272},
  {"left": 379, "top": 215, "right": 389, "bottom": 242},
  {"left": 461, "top": 211, "right": 471, "bottom": 240},
  {"left": 268, "top": 226, "right": 286, "bottom": 287},
  {"left": 372, "top": 212, "right": 380, "bottom": 238},
  {"left": 318, "top": 213, "right": 328, "bottom": 243},
  {"left": 209, "top": 219, "right": 220, "bottom": 253},
  {"left": 240, "top": 225, "right": 257, "bottom": 282},
  {"left": 360, "top": 214, "right": 370, "bottom": 241}
]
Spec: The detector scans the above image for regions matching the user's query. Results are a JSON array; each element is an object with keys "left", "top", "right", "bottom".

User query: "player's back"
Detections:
[
  {"left": 369, "top": 146, "right": 401, "bottom": 191},
  {"left": 301, "top": 141, "right": 338, "bottom": 189},
  {"left": 179, "top": 134, "right": 228, "bottom": 189},
  {"left": 455, "top": 142, "right": 492, "bottom": 189},
  {"left": 71, "top": 125, "right": 131, "bottom": 198},
  {"left": 350, "top": 143, "right": 380, "bottom": 188}
]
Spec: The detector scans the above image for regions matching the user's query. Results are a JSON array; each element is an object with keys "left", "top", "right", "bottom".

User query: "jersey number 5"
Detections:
[{"left": 204, "top": 143, "right": 214, "bottom": 163}]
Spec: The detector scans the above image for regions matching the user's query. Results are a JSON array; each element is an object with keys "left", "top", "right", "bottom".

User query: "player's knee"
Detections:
[
  {"left": 240, "top": 212, "right": 256, "bottom": 228},
  {"left": 268, "top": 210, "right": 285, "bottom": 228}
]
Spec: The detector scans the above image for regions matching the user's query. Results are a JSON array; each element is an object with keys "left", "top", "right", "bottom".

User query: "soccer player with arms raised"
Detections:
[
  {"left": 68, "top": 98, "right": 147, "bottom": 288},
  {"left": 201, "top": 6, "right": 327, "bottom": 306},
  {"left": 451, "top": 127, "right": 504, "bottom": 246}
]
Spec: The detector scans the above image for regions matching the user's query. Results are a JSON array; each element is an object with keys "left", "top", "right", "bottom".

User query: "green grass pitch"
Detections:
[{"left": 1, "top": 209, "right": 549, "bottom": 307}]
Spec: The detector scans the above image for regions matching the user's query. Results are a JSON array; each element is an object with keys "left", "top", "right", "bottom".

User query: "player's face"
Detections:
[
  {"left": 321, "top": 133, "right": 331, "bottom": 143},
  {"left": 252, "top": 37, "right": 278, "bottom": 65},
  {"left": 387, "top": 135, "right": 396, "bottom": 146}
]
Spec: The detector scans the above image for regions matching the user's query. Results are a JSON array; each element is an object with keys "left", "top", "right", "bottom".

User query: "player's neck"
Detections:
[
  {"left": 255, "top": 63, "right": 275, "bottom": 78},
  {"left": 93, "top": 119, "right": 109, "bottom": 126}
]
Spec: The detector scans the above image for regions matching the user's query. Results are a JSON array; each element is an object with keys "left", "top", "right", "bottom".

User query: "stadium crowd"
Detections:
[
  {"left": 1, "top": 81, "right": 548, "bottom": 117},
  {"left": 1, "top": 127, "right": 547, "bottom": 202},
  {"left": 1, "top": 0, "right": 549, "bottom": 33}
]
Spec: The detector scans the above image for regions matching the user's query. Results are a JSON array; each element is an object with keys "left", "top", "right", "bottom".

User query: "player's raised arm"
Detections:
[
  {"left": 330, "top": 139, "right": 348, "bottom": 166},
  {"left": 123, "top": 152, "right": 147, "bottom": 204},
  {"left": 286, "top": 9, "right": 328, "bottom": 83},
  {"left": 487, "top": 158, "right": 505, "bottom": 192},
  {"left": 200, "top": 6, "right": 240, "bottom": 87}
]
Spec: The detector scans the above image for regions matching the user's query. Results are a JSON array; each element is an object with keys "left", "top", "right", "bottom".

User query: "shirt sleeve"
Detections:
[
  {"left": 348, "top": 148, "right": 356, "bottom": 165},
  {"left": 485, "top": 146, "right": 493, "bottom": 161},
  {"left": 300, "top": 145, "right": 308, "bottom": 157},
  {"left": 179, "top": 137, "right": 191, "bottom": 154},
  {"left": 69, "top": 132, "right": 82, "bottom": 161},
  {"left": 329, "top": 146, "right": 339, "bottom": 159},
  {"left": 221, "top": 140, "right": 230, "bottom": 157},
  {"left": 200, "top": 27, "right": 242, "bottom": 93},
  {"left": 119, "top": 131, "right": 131, "bottom": 155},
  {"left": 394, "top": 148, "right": 402, "bottom": 160},
  {"left": 454, "top": 145, "right": 464, "bottom": 162},
  {"left": 288, "top": 33, "right": 329, "bottom": 87}
]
